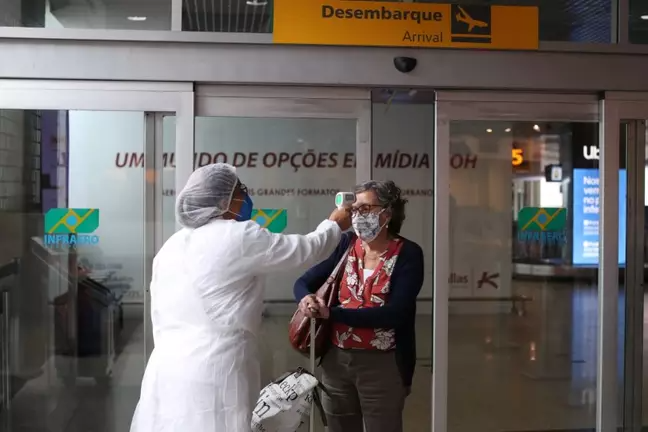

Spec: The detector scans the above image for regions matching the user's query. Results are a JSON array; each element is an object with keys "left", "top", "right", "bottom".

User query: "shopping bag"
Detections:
[
  {"left": 251, "top": 367, "right": 327, "bottom": 432},
  {"left": 253, "top": 320, "right": 328, "bottom": 432}
]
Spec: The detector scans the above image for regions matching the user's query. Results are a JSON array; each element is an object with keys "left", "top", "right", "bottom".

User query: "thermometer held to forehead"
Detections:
[{"left": 335, "top": 192, "right": 355, "bottom": 209}]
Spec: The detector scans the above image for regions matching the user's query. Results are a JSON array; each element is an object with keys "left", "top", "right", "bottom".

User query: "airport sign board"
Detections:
[{"left": 273, "top": 1, "right": 539, "bottom": 50}]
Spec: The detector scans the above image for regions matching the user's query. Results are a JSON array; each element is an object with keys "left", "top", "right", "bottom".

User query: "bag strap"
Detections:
[
  {"left": 312, "top": 385, "right": 328, "bottom": 427},
  {"left": 310, "top": 238, "right": 354, "bottom": 369},
  {"left": 272, "top": 368, "right": 331, "bottom": 427},
  {"left": 310, "top": 318, "right": 316, "bottom": 373},
  {"left": 325, "top": 240, "right": 353, "bottom": 285},
  {"left": 308, "top": 238, "right": 355, "bottom": 428}
]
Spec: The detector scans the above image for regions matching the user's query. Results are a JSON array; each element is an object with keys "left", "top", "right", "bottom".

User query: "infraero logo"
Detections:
[
  {"left": 517, "top": 207, "right": 567, "bottom": 245},
  {"left": 251, "top": 209, "right": 288, "bottom": 233},
  {"left": 44, "top": 208, "right": 100, "bottom": 247}
]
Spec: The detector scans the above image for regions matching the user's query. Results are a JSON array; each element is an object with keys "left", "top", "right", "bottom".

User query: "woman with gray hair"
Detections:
[
  {"left": 293, "top": 180, "right": 425, "bottom": 432},
  {"left": 130, "top": 163, "right": 351, "bottom": 432}
]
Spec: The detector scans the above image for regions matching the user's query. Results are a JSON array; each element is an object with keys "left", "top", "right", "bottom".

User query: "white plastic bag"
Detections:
[
  {"left": 252, "top": 318, "right": 326, "bottom": 432},
  {"left": 251, "top": 368, "right": 321, "bottom": 432}
]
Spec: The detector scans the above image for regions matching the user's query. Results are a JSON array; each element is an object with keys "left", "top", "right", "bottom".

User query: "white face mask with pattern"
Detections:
[{"left": 352, "top": 209, "right": 388, "bottom": 243}]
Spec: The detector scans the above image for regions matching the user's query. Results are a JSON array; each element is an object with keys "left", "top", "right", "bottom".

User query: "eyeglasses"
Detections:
[{"left": 350, "top": 204, "right": 385, "bottom": 216}]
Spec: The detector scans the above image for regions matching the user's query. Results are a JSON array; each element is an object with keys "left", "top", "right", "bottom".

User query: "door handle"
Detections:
[
  {"left": 0, "top": 290, "right": 9, "bottom": 411},
  {"left": 3, "top": 290, "right": 10, "bottom": 410}
]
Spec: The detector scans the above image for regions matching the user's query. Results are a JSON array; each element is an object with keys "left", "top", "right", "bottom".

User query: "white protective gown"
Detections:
[{"left": 130, "top": 218, "right": 341, "bottom": 432}]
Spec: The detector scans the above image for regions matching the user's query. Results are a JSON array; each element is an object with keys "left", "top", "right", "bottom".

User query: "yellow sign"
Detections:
[
  {"left": 273, "top": 1, "right": 538, "bottom": 50},
  {"left": 512, "top": 148, "right": 524, "bottom": 167}
]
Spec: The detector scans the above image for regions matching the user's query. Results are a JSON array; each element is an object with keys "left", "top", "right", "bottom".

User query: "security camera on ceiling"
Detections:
[{"left": 393, "top": 57, "right": 418, "bottom": 74}]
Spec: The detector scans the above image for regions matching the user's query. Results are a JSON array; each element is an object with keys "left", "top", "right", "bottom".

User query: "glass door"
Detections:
[
  {"left": 604, "top": 92, "right": 648, "bottom": 432},
  {"left": 433, "top": 92, "right": 616, "bottom": 432},
  {"left": 0, "top": 80, "right": 192, "bottom": 432},
  {"left": 188, "top": 85, "right": 370, "bottom": 432}
]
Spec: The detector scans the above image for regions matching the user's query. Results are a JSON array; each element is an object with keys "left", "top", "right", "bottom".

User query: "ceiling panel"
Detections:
[{"left": 182, "top": 0, "right": 273, "bottom": 33}]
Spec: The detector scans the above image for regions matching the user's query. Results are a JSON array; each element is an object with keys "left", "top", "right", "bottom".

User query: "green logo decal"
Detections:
[
  {"left": 517, "top": 207, "right": 567, "bottom": 245},
  {"left": 44, "top": 209, "right": 101, "bottom": 248},
  {"left": 252, "top": 209, "right": 288, "bottom": 233},
  {"left": 518, "top": 207, "right": 566, "bottom": 231},
  {"left": 45, "top": 208, "right": 100, "bottom": 234}
]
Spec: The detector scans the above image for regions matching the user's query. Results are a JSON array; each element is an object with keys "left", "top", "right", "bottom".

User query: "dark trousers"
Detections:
[{"left": 320, "top": 347, "right": 406, "bottom": 432}]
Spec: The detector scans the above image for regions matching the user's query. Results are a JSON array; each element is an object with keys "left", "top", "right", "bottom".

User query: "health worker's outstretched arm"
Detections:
[{"left": 243, "top": 220, "right": 343, "bottom": 274}]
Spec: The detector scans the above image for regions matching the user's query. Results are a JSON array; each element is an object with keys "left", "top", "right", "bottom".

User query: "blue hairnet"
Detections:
[{"left": 175, "top": 163, "right": 239, "bottom": 229}]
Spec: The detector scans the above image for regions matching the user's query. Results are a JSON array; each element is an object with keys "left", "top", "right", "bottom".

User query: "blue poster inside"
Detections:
[{"left": 572, "top": 168, "right": 626, "bottom": 266}]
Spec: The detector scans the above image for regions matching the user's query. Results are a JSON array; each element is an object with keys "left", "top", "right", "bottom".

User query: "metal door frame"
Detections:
[
  {"left": 193, "top": 85, "right": 372, "bottom": 195},
  {"left": 433, "top": 91, "right": 605, "bottom": 432},
  {"left": 0, "top": 79, "right": 194, "bottom": 372},
  {"left": 603, "top": 92, "right": 648, "bottom": 432},
  {"left": 144, "top": 112, "right": 174, "bottom": 357}
]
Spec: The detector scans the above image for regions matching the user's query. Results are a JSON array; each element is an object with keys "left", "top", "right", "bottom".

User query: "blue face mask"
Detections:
[{"left": 234, "top": 194, "right": 254, "bottom": 222}]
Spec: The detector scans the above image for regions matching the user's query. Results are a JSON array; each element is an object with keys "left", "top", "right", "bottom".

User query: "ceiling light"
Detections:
[
  {"left": 533, "top": 124, "right": 540, "bottom": 132},
  {"left": 505, "top": 128, "right": 511, "bottom": 132},
  {"left": 641, "top": 15, "right": 648, "bottom": 20},
  {"left": 246, "top": 0, "right": 268, "bottom": 5},
  {"left": 486, "top": 128, "right": 493, "bottom": 133},
  {"left": 127, "top": 16, "right": 147, "bottom": 21}
]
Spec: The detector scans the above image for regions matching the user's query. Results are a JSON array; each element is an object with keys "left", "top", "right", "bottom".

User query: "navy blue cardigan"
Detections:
[{"left": 293, "top": 233, "right": 425, "bottom": 387}]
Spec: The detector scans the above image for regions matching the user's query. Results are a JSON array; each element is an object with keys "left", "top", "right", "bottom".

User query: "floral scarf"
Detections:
[{"left": 331, "top": 237, "right": 403, "bottom": 351}]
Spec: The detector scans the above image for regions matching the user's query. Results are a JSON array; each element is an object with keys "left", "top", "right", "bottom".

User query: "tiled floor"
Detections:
[{"left": 1, "top": 280, "right": 643, "bottom": 432}]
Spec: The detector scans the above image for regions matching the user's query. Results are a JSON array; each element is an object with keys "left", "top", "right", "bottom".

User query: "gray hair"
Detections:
[{"left": 354, "top": 180, "right": 408, "bottom": 236}]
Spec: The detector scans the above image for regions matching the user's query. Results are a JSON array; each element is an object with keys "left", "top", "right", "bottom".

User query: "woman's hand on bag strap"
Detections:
[
  {"left": 298, "top": 294, "right": 320, "bottom": 318},
  {"left": 313, "top": 297, "right": 330, "bottom": 319}
]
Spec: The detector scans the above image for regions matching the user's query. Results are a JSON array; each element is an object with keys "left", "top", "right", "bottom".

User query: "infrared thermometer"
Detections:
[{"left": 335, "top": 192, "right": 355, "bottom": 209}]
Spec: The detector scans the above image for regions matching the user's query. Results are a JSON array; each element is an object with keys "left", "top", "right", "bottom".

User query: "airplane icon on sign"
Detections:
[{"left": 455, "top": 5, "right": 489, "bottom": 32}]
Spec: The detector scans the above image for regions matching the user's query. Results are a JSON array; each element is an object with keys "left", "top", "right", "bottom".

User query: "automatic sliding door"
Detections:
[
  {"left": 434, "top": 93, "right": 606, "bottom": 432},
  {"left": 606, "top": 93, "right": 648, "bottom": 432},
  {"left": 0, "top": 108, "right": 149, "bottom": 431},
  {"left": 0, "top": 81, "right": 191, "bottom": 432},
  {"left": 621, "top": 119, "right": 646, "bottom": 432},
  {"left": 634, "top": 120, "right": 648, "bottom": 430},
  {"left": 191, "top": 86, "right": 370, "bottom": 432}
]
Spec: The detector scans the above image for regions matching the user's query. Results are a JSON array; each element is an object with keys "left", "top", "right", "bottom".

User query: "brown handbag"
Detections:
[{"left": 288, "top": 245, "right": 352, "bottom": 358}]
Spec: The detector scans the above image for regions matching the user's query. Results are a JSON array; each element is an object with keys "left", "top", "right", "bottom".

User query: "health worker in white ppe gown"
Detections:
[{"left": 130, "top": 163, "right": 350, "bottom": 432}]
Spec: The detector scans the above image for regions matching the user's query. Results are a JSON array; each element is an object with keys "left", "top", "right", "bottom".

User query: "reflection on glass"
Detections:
[
  {"left": 448, "top": 121, "right": 601, "bottom": 432},
  {"left": 636, "top": 122, "right": 648, "bottom": 426},
  {"left": 162, "top": 116, "right": 177, "bottom": 244},
  {"left": 0, "top": 109, "right": 146, "bottom": 431},
  {"left": 373, "top": 101, "right": 434, "bottom": 432},
  {"left": 182, "top": 0, "right": 273, "bottom": 32},
  {"left": 630, "top": 0, "right": 648, "bottom": 44},
  {"left": 0, "top": 0, "right": 171, "bottom": 30},
  {"left": 190, "top": 116, "right": 355, "bottom": 431}
]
